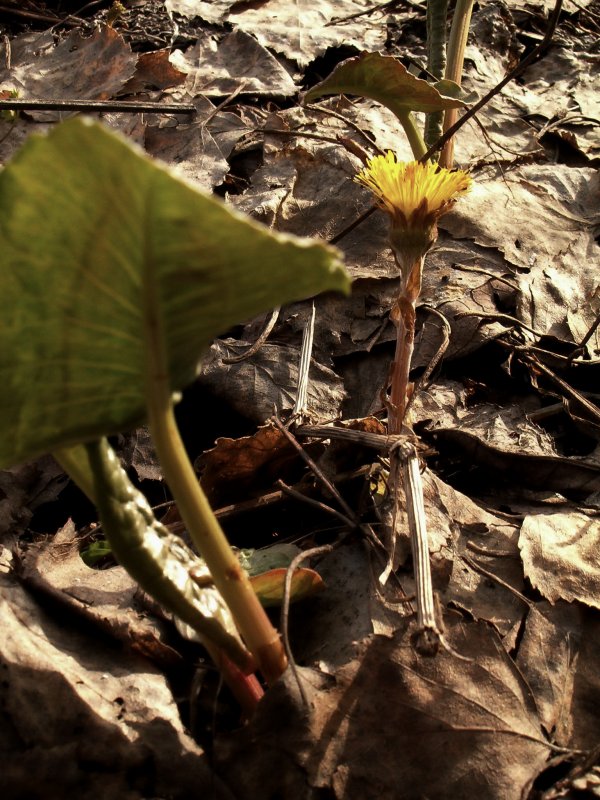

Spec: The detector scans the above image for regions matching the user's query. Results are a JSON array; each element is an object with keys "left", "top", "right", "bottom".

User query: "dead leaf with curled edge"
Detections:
[
  {"left": 123, "top": 49, "right": 187, "bottom": 93},
  {"left": 20, "top": 520, "right": 181, "bottom": 667},
  {"left": 429, "top": 428, "right": 600, "bottom": 497},
  {"left": 196, "top": 422, "right": 301, "bottom": 507}
]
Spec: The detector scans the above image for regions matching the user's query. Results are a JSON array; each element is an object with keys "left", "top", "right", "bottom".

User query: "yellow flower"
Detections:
[
  {"left": 356, "top": 152, "right": 471, "bottom": 280},
  {"left": 355, "top": 152, "right": 471, "bottom": 230}
]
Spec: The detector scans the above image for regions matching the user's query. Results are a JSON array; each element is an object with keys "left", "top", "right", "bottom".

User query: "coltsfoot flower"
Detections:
[
  {"left": 355, "top": 152, "right": 471, "bottom": 228},
  {"left": 356, "top": 152, "right": 471, "bottom": 276}
]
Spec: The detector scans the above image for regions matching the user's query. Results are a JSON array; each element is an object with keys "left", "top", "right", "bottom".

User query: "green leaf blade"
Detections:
[
  {"left": 0, "top": 118, "right": 350, "bottom": 467},
  {"left": 304, "top": 52, "right": 466, "bottom": 116}
]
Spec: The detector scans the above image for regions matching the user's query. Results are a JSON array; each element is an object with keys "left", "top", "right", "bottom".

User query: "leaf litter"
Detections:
[{"left": 1, "top": 0, "right": 600, "bottom": 797}]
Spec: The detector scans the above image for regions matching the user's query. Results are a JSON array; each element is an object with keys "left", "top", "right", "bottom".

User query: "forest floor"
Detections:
[{"left": 1, "top": 1, "right": 600, "bottom": 798}]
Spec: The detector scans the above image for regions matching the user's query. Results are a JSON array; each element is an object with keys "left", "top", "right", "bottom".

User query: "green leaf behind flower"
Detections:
[{"left": 304, "top": 52, "right": 466, "bottom": 117}]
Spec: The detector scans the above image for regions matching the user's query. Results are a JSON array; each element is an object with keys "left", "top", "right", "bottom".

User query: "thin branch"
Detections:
[
  {"left": 281, "top": 543, "right": 337, "bottom": 706},
  {"left": 222, "top": 307, "right": 280, "bottom": 364},
  {"left": 0, "top": 99, "right": 196, "bottom": 114}
]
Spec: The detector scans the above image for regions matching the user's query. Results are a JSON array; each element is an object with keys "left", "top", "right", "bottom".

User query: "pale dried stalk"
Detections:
[
  {"left": 293, "top": 301, "right": 316, "bottom": 417},
  {"left": 394, "top": 440, "right": 441, "bottom": 656}
]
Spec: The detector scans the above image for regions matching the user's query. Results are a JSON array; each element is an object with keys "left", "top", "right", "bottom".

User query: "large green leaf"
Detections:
[
  {"left": 0, "top": 118, "right": 349, "bottom": 467},
  {"left": 304, "top": 52, "right": 466, "bottom": 116}
]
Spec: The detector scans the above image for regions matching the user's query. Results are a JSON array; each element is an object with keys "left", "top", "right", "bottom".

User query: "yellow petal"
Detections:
[{"left": 355, "top": 152, "right": 471, "bottom": 227}]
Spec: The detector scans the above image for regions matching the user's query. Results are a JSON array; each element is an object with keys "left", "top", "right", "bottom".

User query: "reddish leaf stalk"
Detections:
[
  {"left": 388, "top": 257, "right": 424, "bottom": 434},
  {"left": 205, "top": 643, "right": 265, "bottom": 718}
]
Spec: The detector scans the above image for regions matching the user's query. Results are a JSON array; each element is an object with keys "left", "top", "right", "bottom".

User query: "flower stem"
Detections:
[
  {"left": 388, "top": 257, "right": 424, "bottom": 434},
  {"left": 439, "top": 0, "right": 474, "bottom": 168},
  {"left": 389, "top": 300, "right": 416, "bottom": 433},
  {"left": 424, "top": 0, "right": 449, "bottom": 149}
]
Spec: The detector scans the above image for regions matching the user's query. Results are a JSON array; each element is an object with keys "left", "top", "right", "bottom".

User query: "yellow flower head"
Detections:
[
  {"left": 356, "top": 152, "right": 471, "bottom": 229},
  {"left": 355, "top": 152, "right": 472, "bottom": 275}
]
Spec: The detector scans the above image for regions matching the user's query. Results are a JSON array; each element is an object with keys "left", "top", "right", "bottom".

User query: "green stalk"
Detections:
[
  {"left": 424, "top": 0, "right": 449, "bottom": 149},
  {"left": 397, "top": 111, "right": 428, "bottom": 160},
  {"left": 142, "top": 261, "right": 287, "bottom": 685},
  {"left": 440, "top": 0, "right": 474, "bottom": 168},
  {"left": 54, "top": 444, "right": 97, "bottom": 503},
  {"left": 147, "top": 397, "right": 287, "bottom": 683}
]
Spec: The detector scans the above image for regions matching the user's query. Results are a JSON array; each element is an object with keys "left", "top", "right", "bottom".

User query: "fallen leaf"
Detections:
[
  {"left": 0, "top": 28, "right": 137, "bottom": 120},
  {"left": 0, "top": 555, "right": 230, "bottom": 799},
  {"left": 170, "top": 30, "right": 296, "bottom": 96},
  {"left": 123, "top": 49, "right": 187, "bottom": 93},
  {"left": 442, "top": 165, "right": 600, "bottom": 346},
  {"left": 429, "top": 429, "right": 600, "bottom": 496},
  {"left": 197, "top": 423, "right": 299, "bottom": 506},
  {"left": 519, "top": 510, "right": 600, "bottom": 608},
  {"left": 516, "top": 600, "right": 600, "bottom": 750},
  {"left": 217, "top": 618, "right": 550, "bottom": 800},
  {"left": 20, "top": 520, "right": 180, "bottom": 667},
  {"left": 199, "top": 339, "right": 347, "bottom": 424},
  {"left": 0, "top": 457, "right": 67, "bottom": 538},
  {"left": 228, "top": 0, "right": 388, "bottom": 67}
]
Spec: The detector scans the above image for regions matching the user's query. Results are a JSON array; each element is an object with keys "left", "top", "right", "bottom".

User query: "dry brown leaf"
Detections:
[
  {"left": 20, "top": 520, "right": 180, "bottom": 667},
  {"left": 430, "top": 428, "right": 600, "bottom": 496},
  {"left": 429, "top": 472, "right": 527, "bottom": 640},
  {"left": 0, "top": 551, "right": 230, "bottom": 799},
  {"left": 0, "top": 28, "right": 137, "bottom": 119},
  {"left": 123, "top": 49, "right": 187, "bottom": 93},
  {"left": 516, "top": 600, "right": 600, "bottom": 750},
  {"left": 199, "top": 339, "right": 347, "bottom": 424},
  {"left": 144, "top": 95, "right": 249, "bottom": 188},
  {"left": 165, "top": 0, "right": 232, "bottom": 24},
  {"left": 197, "top": 422, "right": 299, "bottom": 506},
  {"left": 519, "top": 510, "right": 600, "bottom": 608},
  {"left": 228, "top": 0, "right": 388, "bottom": 67},
  {"left": 413, "top": 379, "right": 558, "bottom": 458},
  {"left": 0, "top": 457, "right": 66, "bottom": 538},
  {"left": 170, "top": 30, "right": 296, "bottom": 96},
  {"left": 443, "top": 165, "right": 599, "bottom": 346},
  {"left": 218, "top": 619, "right": 550, "bottom": 800}
]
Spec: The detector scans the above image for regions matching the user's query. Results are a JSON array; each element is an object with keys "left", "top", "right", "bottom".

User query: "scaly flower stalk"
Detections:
[{"left": 356, "top": 152, "right": 471, "bottom": 431}]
